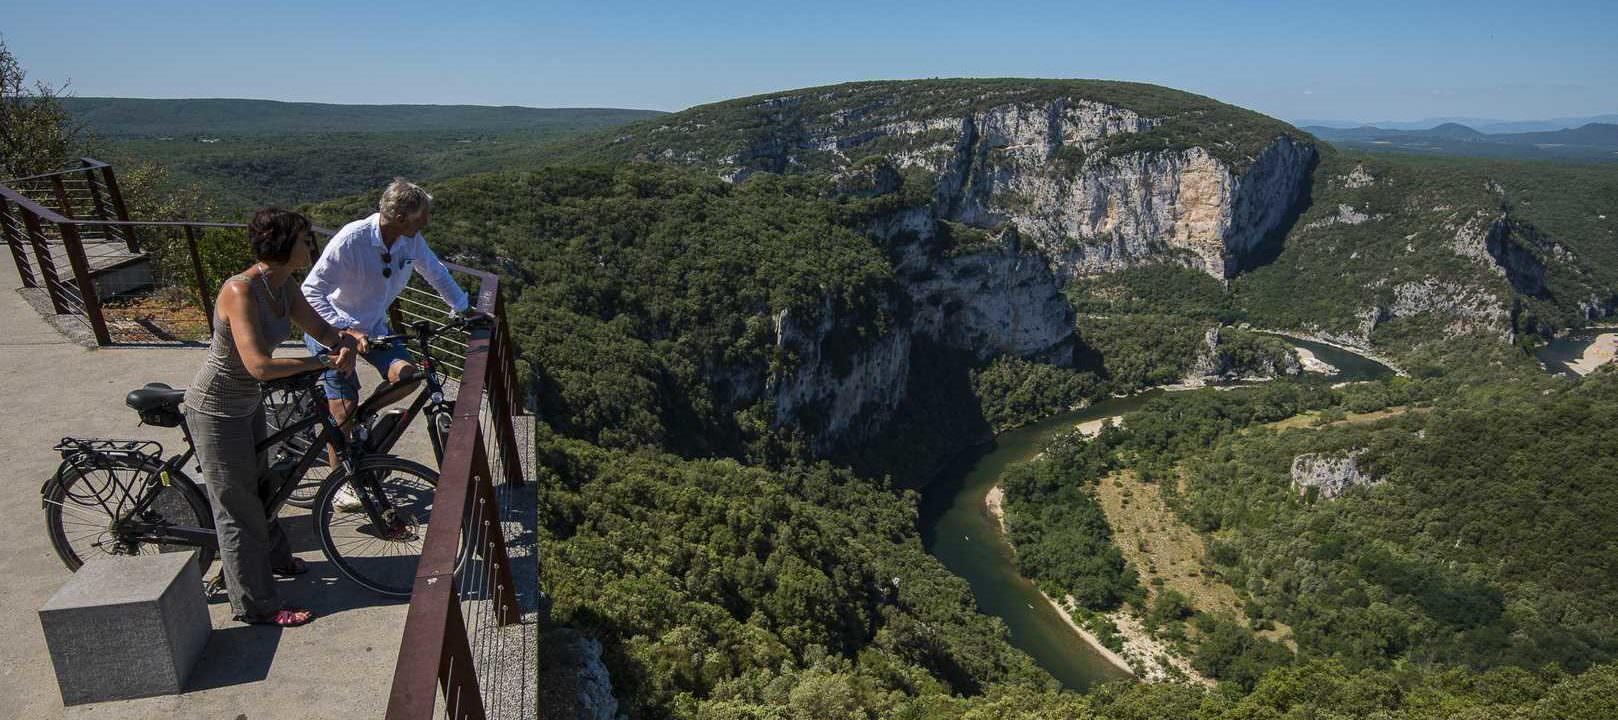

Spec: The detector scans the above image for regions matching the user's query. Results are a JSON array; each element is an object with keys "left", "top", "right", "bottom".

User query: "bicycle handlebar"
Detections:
[{"left": 368, "top": 313, "right": 492, "bottom": 348}]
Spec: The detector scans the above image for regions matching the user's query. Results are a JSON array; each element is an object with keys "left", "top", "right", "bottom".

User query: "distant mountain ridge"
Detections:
[
  {"left": 1295, "top": 114, "right": 1618, "bottom": 133},
  {"left": 1303, "top": 121, "right": 1618, "bottom": 162},
  {"left": 63, "top": 97, "right": 665, "bottom": 137}
]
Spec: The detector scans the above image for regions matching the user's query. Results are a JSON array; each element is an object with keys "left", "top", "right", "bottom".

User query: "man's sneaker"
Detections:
[{"left": 333, "top": 485, "right": 364, "bottom": 513}]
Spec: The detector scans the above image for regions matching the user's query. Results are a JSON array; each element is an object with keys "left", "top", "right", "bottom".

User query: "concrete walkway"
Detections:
[{"left": 0, "top": 259, "right": 447, "bottom": 719}]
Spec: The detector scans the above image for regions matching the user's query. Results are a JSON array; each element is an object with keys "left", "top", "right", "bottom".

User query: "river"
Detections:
[
  {"left": 1534, "top": 328, "right": 1618, "bottom": 376},
  {"left": 916, "top": 339, "right": 1394, "bottom": 690}
]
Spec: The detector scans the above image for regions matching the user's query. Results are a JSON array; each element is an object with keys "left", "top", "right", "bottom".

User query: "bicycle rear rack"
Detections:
[
  {"left": 49, "top": 437, "right": 167, "bottom": 509},
  {"left": 54, "top": 437, "right": 164, "bottom": 461}
]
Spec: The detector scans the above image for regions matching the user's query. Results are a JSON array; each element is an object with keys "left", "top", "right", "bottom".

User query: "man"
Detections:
[{"left": 302, "top": 178, "right": 472, "bottom": 449}]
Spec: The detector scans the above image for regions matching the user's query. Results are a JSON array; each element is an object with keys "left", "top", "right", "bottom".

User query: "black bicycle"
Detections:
[
  {"left": 42, "top": 369, "right": 445, "bottom": 597},
  {"left": 269, "top": 316, "right": 474, "bottom": 509}
]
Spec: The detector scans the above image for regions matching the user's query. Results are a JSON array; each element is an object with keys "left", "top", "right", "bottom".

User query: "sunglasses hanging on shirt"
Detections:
[{"left": 381, "top": 250, "right": 393, "bottom": 278}]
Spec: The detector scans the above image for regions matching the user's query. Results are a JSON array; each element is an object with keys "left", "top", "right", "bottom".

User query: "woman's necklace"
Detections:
[{"left": 256, "top": 263, "right": 284, "bottom": 308}]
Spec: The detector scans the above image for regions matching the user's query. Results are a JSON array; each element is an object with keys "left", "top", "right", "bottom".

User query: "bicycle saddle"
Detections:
[{"left": 126, "top": 383, "right": 186, "bottom": 413}]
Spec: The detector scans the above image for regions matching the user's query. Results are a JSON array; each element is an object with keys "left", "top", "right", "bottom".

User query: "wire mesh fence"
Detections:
[{"left": 382, "top": 268, "right": 536, "bottom": 720}]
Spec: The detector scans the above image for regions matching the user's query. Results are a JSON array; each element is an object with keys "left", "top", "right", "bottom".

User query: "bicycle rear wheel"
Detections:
[
  {"left": 313, "top": 456, "right": 442, "bottom": 597},
  {"left": 43, "top": 456, "right": 215, "bottom": 573}
]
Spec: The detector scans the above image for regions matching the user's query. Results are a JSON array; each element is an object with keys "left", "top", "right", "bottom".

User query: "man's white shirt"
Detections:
[{"left": 301, "top": 213, "right": 469, "bottom": 344}]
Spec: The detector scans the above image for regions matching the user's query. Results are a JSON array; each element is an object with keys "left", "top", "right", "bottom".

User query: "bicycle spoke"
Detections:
[{"left": 43, "top": 496, "right": 116, "bottom": 525}]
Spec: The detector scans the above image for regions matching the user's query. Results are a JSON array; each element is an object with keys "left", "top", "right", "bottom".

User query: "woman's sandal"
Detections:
[
  {"left": 271, "top": 557, "right": 309, "bottom": 577},
  {"left": 238, "top": 608, "right": 315, "bottom": 627}
]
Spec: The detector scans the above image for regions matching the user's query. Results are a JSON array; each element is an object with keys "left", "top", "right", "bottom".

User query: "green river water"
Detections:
[{"left": 917, "top": 339, "right": 1394, "bottom": 690}]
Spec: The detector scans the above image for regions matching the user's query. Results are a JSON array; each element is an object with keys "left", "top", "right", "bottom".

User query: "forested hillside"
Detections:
[{"left": 65, "top": 97, "right": 662, "bottom": 212}]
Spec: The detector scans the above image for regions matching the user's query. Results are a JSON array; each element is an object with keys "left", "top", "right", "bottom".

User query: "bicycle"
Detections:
[
  {"left": 42, "top": 368, "right": 446, "bottom": 597},
  {"left": 270, "top": 315, "right": 477, "bottom": 508}
]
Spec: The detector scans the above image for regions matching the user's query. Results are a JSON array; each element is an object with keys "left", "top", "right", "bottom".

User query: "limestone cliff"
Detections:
[
  {"left": 919, "top": 106, "right": 1316, "bottom": 280},
  {"left": 1290, "top": 450, "right": 1376, "bottom": 500},
  {"left": 767, "top": 211, "right": 1076, "bottom": 454},
  {"left": 602, "top": 81, "right": 1319, "bottom": 281}
]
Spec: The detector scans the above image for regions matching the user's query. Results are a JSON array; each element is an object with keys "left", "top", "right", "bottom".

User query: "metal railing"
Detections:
[
  {"left": 2, "top": 161, "right": 537, "bottom": 716},
  {"left": 0, "top": 158, "right": 220, "bottom": 344},
  {"left": 384, "top": 268, "right": 535, "bottom": 720}
]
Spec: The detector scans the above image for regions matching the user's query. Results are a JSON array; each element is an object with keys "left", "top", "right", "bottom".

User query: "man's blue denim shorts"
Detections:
[{"left": 303, "top": 334, "right": 412, "bottom": 402}]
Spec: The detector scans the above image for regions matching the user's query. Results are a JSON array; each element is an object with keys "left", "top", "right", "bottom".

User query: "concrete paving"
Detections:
[{"left": 0, "top": 258, "right": 485, "bottom": 719}]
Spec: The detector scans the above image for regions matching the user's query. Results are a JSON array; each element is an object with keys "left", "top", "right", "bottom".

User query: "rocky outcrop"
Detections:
[
  {"left": 539, "top": 628, "right": 622, "bottom": 720},
  {"left": 630, "top": 88, "right": 1317, "bottom": 282},
  {"left": 1451, "top": 211, "right": 1553, "bottom": 299},
  {"left": 1184, "top": 326, "right": 1302, "bottom": 384},
  {"left": 770, "top": 298, "right": 913, "bottom": 455},
  {"left": 1290, "top": 450, "right": 1376, "bottom": 500},
  {"left": 768, "top": 209, "right": 1076, "bottom": 454},
  {"left": 892, "top": 221, "right": 1076, "bottom": 364}
]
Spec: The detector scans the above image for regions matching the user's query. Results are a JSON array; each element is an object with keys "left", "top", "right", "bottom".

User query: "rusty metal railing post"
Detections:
[
  {"left": 49, "top": 174, "right": 75, "bottom": 220},
  {"left": 81, "top": 162, "right": 113, "bottom": 239},
  {"left": 58, "top": 222, "right": 112, "bottom": 345},
  {"left": 0, "top": 198, "right": 37, "bottom": 288},
  {"left": 19, "top": 206, "right": 68, "bottom": 314},
  {"left": 184, "top": 225, "right": 215, "bottom": 330},
  {"left": 387, "top": 420, "right": 490, "bottom": 720},
  {"left": 388, "top": 299, "right": 406, "bottom": 334},
  {"left": 485, "top": 313, "right": 526, "bottom": 488},
  {"left": 439, "top": 598, "right": 490, "bottom": 720},
  {"left": 91, "top": 159, "right": 138, "bottom": 253}
]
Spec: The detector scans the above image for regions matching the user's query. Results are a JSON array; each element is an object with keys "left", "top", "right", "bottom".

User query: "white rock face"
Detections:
[
  {"left": 767, "top": 213, "right": 1077, "bottom": 454},
  {"left": 684, "top": 97, "right": 1317, "bottom": 281},
  {"left": 769, "top": 299, "right": 914, "bottom": 455},
  {"left": 538, "top": 629, "right": 621, "bottom": 720},
  {"left": 908, "top": 103, "right": 1316, "bottom": 279},
  {"left": 1290, "top": 450, "right": 1375, "bottom": 500}
]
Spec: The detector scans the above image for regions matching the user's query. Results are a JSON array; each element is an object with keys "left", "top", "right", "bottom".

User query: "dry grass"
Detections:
[
  {"left": 101, "top": 287, "right": 210, "bottom": 343},
  {"left": 1096, "top": 469, "right": 1295, "bottom": 648},
  {"left": 1262, "top": 405, "right": 1419, "bottom": 432}
]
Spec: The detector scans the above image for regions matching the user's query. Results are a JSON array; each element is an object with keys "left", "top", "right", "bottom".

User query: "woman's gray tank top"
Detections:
[{"left": 184, "top": 274, "right": 293, "bottom": 418}]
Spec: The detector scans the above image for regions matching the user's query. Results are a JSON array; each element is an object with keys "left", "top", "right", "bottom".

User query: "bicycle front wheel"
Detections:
[
  {"left": 314, "top": 456, "right": 441, "bottom": 597},
  {"left": 44, "top": 456, "right": 216, "bottom": 573}
]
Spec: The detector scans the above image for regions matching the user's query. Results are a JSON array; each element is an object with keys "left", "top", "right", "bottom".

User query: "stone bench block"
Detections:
[{"left": 39, "top": 553, "right": 210, "bottom": 705}]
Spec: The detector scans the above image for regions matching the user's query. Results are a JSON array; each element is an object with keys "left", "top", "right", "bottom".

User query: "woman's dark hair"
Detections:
[{"left": 247, "top": 208, "right": 311, "bottom": 263}]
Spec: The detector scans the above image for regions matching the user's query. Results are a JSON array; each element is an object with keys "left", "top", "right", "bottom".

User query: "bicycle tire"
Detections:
[
  {"left": 44, "top": 455, "right": 216, "bottom": 573},
  {"left": 314, "top": 456, "right": 444, "bottom": 597}
]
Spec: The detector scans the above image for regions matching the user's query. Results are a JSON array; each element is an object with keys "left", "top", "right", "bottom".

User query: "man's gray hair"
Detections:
[{"left": 379, "top": 178, "right": 433, "bottom": 221}]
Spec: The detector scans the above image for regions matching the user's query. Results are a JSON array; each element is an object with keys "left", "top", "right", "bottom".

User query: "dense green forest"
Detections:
[
  {"left": 308, "top": 164, "right": 908, "bottom": 461},
  {"left": 64, "top": 98, "right": 661, "bottom": 212}
]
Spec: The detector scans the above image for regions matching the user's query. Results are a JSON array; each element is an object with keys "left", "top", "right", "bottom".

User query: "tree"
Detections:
[{"left": 0, "top": 37, "right": 89, "bottom": 179}]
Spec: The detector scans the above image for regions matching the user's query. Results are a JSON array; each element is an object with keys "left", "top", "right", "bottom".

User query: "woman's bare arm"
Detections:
[{"left": 221, "top": 281, "right": 351, "bottom": 380}]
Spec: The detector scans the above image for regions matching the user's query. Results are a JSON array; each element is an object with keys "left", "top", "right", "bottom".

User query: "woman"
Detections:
[{"left": 183, "top": 209, "right": 361, "bottom": 627}]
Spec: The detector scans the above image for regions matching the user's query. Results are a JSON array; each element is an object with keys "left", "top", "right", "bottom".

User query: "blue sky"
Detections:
[{"left": 6, "top": 0, "right": 1615, "bottom": 122}]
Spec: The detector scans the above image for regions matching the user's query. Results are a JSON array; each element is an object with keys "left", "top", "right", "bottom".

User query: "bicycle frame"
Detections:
[
  {"left": 111, "top": 396, "right": 411, "bottom": 551},
  {"left": 361, "top": 317, "right": 466, "bottom": 463}
]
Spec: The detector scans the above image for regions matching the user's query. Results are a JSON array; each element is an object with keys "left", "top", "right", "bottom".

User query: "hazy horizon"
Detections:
[{"left": 6, "top": 0, "right": 1615, "bottom": 123}]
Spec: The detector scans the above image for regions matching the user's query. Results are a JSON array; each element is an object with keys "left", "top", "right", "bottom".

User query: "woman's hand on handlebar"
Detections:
[
  {"left": 333, "top": 345, "right": 358, "bottom": 375},
  {"left": 339, "top": 327, "right": 370, "bottom": 354}
]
